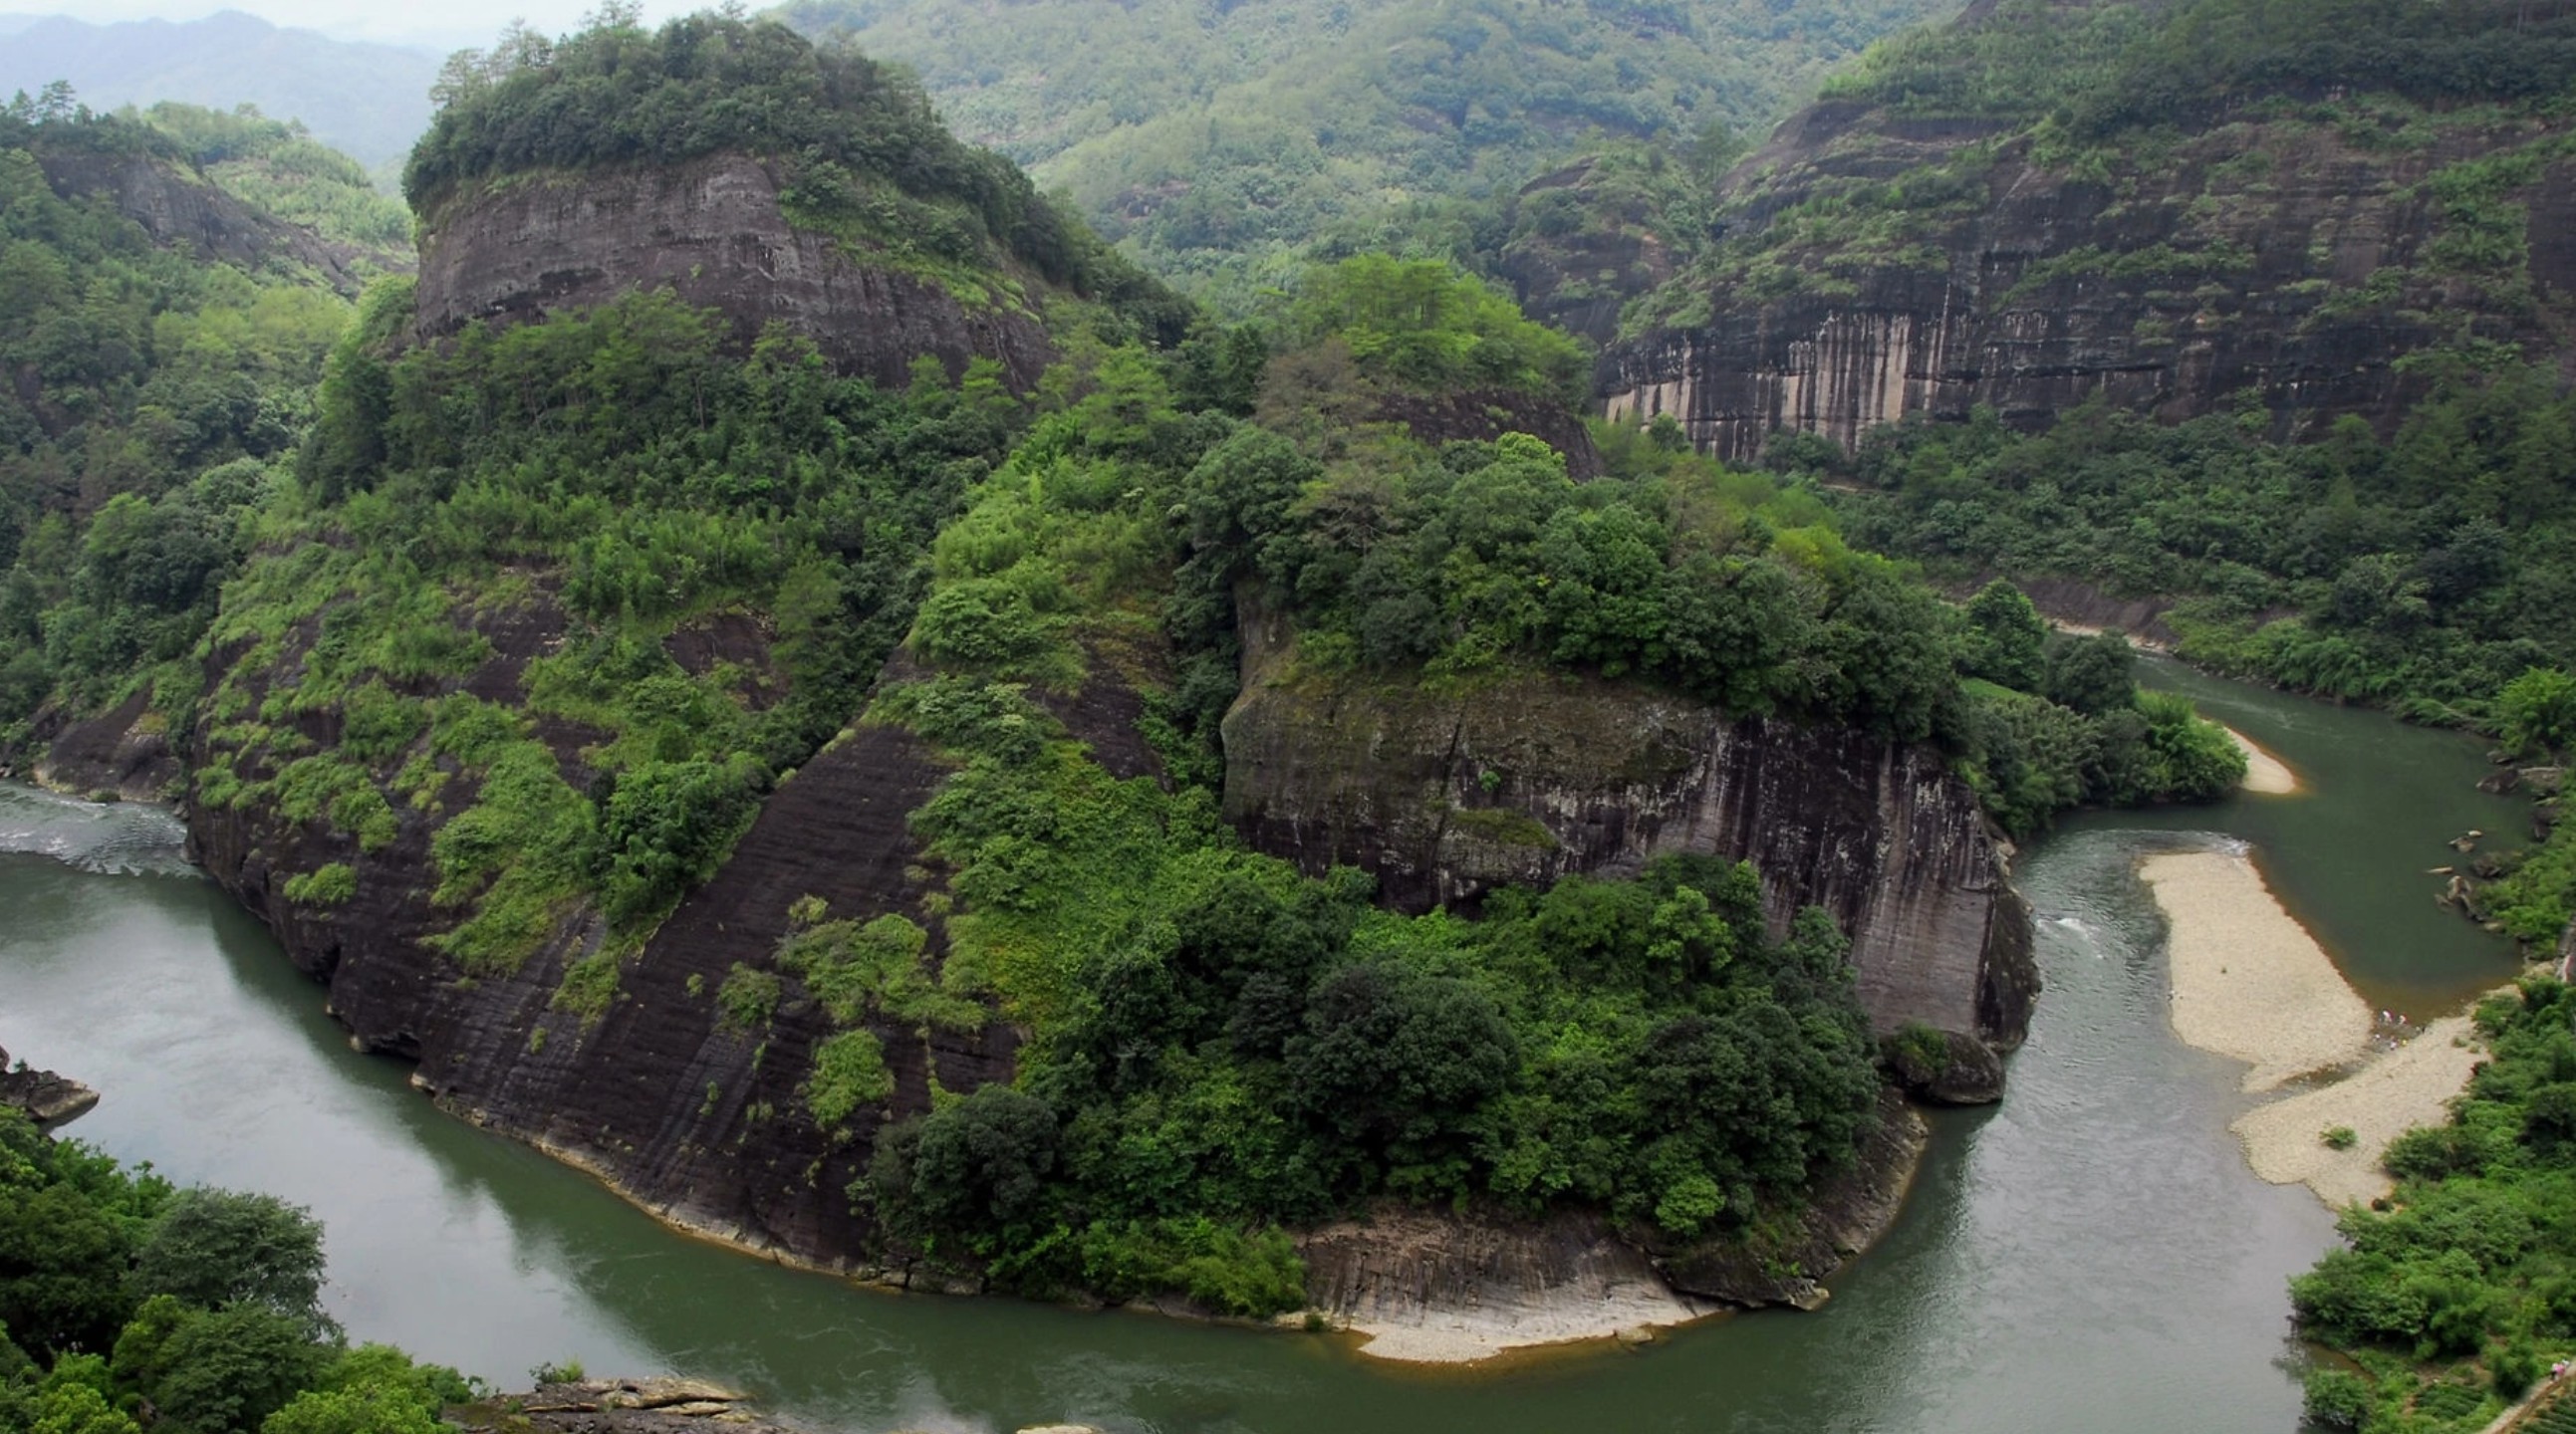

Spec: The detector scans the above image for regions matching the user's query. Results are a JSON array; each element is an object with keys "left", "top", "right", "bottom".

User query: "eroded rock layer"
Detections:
[
  {"left": 411, "top": 151, "right": 1055, "bottom": 390},
  {"left": 1592, "top": 101, "right": 2576, "bottom": 461},
  {"left": 1220, "top": 627, "right": 2037, "bottom": 1053}
]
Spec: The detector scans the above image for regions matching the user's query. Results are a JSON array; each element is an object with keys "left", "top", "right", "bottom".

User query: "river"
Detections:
[{"left": 0, "top": 664, "right": 2525, "bottom": 1433}]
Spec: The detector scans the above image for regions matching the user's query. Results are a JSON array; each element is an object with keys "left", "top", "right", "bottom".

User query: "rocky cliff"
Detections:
[
  {"left": 183, "top": 582, "right": 1008, "bottom": 1265},
  {"left": 1579, "top": 41, "right": 2576, "bottom": 459},
  {"left": 35, "top": 149, "right": 373, "bottom": 297},
  {"left": 1221, "top": 617, "right": 2037, "bottom": 1056},
  {"left": 410, "top": 152, "right": 1057, "bottom": 391}
]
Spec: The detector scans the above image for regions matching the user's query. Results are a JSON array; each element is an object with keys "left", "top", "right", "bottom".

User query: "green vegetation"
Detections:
[
  {"left": 0, "top": 1108, "right": 473, "bottom": 1434},
  {"left": 1279, "top": 256, "right": 1586, "bottom": 401},
  {"left": 2293, "top": 979, "right": 2576, "bottom": 1432},
  {"left": 201, "top": 283, "right": 1029, "bottom": 989},
  {"left": 407, "top": 11, "right": 1175, "bottom": 333},
  {"left": 817, "top": 303, "right": 2239, "bottom": 1307},
  {"left": 778, "top": 0, "right": 1955, "bottom": 303},
  {"left": 0, "top": 100, "right": 355, "bottom": 754},
  {"left": 1813, "top": 368, "right": 2576, "bottom": 718},
  {"left": 129, "top": 103, "right": 411, "bottom": 256},
  {"left": 1585, "top": 0, "right": 2576, "bottom": 339},
  {"left": 1824, "top": 0, "right": 2576, "bottom": 132},
  {"left": 2482, "top": 667, "right": 2576, "bottom": 947}
]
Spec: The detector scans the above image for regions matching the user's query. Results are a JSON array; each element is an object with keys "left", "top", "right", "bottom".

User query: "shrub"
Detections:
[{"left": 281, "top": 864, "right": 357, "bottom": 907}]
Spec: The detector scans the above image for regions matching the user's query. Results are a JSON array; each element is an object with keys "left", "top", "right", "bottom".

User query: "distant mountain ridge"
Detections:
[{"left": 0, "top": 10, "right": 438, "bottom": 172}]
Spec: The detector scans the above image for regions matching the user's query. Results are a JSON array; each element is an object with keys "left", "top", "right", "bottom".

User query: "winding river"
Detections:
[{"left": 0, "top": 662, "right": 2527, "bottom": 1433}]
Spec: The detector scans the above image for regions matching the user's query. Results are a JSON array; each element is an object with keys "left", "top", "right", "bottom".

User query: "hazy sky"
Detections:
[{"left": 41, "top": 2, "right": 702, "bottom": 51}]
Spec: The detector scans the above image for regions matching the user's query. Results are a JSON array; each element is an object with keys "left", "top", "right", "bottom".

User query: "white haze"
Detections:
[{"left": 35, "top": 2, "right": 699, "bottom": 51}]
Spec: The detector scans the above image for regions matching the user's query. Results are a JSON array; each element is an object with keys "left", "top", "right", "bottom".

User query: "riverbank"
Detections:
[
  {"left": 2139, "top": 846, "right": 2373, "bottom": 1091},
  {"left": 2225, "top": 728, "right": 2299, "bottom": 795},
  {"left": 1311, "top": 1091, "right": 1931, "bottom": 1363},
  {"left": 2231, "top": 1009, "right": 2489, "bottom": 1208},
  {"left": 2137, "top": 842, "right": 2499, "bottom": 1208}
]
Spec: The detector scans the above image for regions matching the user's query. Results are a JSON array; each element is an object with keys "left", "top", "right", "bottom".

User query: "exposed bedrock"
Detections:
[
  {"left": 35, "top": 150, "right": 376, "bottom": 296},
  {"left": 1592, "top": 101, "right": 2576, "bottom": 462},
  {"left": 1221, "top": 622, "right": 2037, "bottom": 1055},
  {"left": 182, "top": 584, "right": 1007, "bottom": 1263},
  {"left": 1303, "top": 1087, "right": 1931, "bottom": 1346},
  {"left": 410, "top": 151, "right": 1056, "bottom": 391}
]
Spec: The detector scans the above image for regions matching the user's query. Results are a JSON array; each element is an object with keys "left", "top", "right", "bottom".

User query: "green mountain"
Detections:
[
  {"left": 0, "top": 11, "right": 439, "bottom": 173},
  {"left": 774, "top": 0, "right": 1959, "bottom": 300},
  {"left": 3, "top": 9, "right": 2259, "bottom": 1330},
  {"left": 0, "top": 102, "right": 372, "bottom": 735}
]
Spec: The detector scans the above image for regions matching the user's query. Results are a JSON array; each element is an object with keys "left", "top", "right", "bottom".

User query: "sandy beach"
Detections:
[
  {"left": 2139, "top": 842, "right": 2499, "bottom": 1210},
  {"left": 2224, "top": 727, "right": 2299, "bottom": 795},
  {"left": 2139, "top": 847, "right": 2373, "bottom": 1091},
  {"left": 2231, "top": 1011, "right": 2488, "bottom": 1207}
]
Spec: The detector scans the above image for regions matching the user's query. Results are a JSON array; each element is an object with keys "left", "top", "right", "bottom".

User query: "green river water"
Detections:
[{"left": 0, "top": 661, "right": 2531, "bottom": 1432}]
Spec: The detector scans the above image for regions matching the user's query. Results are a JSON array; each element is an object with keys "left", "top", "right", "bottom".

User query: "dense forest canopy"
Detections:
[
  {"left": 776, "top": 0, "right": 1958, "bottom": 301},
  {"left": 0, "top": 1108, "right": 478, "bottom": 1434},
  {"left": 0, "top": 103, "right": 355, "bottom": 738},
  {"left": 1822, "top": 0, "right": 2576, "bottom": 129}
]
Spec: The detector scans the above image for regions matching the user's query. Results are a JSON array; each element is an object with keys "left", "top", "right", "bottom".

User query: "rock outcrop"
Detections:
[
  {"left": 451, "top": 1379, "right": 803, "bottom": 1434},
  {"left": 1221, "top": 628, "right": 2038, "bottom": 1055},
  {"left": 1659, "top": 1087, "right": 1927, "bottom": 1306},
  {"left": 1587, "top": 93, "right": 2576, "bottom": 461},
  {"left": 26, "top": 687, "right": 179, "bottom": 802},
  {"left": 1302, "top": 1087, "right": 1929, "bottom": 1356},
  {"left": 1370, "top": 387, "right": 1607, "bottom": 479},
  {"left": 411, "top": 152, "right": 1056, "bottom": 391},
  {"left": 1300, "top": 1206, "right": 1714, "bottom": 1361},
  {"left": 35, "top": 149, "right": 373, "bottom": 297},
  {"left": 183, "top": 580, "right": 1005, "bottom": 1264},
  {"left": 0, "top": 1044, "right": 100, "bottom": 1127}
]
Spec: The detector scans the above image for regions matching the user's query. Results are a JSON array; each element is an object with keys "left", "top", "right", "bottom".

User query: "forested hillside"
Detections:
[
  {"left": 0, "top": 12, "right": 438, "bottom": 175},
  {"left": 1494, "top": 0, "right": 2576, "bottom": 956},
  {"left": 0, "top": 101, "right": 363, "bottom": 750},
  {"left": 0, "top": 3, "right": 2271, "bottom": 1325},
  {"left": 775, "top": 0, "right": 1956, "bottom": 301}
]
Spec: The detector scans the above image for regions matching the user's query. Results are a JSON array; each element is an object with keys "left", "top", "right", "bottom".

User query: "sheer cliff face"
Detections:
[
  {"left": 412, "top": 152, "right": 1055, "bottom": 391},
  {"left": 1219, "top": 625, "right": 2037, "bottom": 1054},
  {"left": 184, "top": 598, "right": 1004, "bottom": 1263},
  {"left": 1591, "top": 102, "right": 2576, "bottom": 461}
]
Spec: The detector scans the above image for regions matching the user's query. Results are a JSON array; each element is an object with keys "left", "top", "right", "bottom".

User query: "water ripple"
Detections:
[{"left": 0, "top": 783, "right": 193, "bottom": 877}]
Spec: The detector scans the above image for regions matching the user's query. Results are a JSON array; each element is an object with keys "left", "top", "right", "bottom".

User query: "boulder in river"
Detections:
[
  {"left": 0, "top": 1045, "right": 100, "bottom": 1127},
  {"left": 450, "top": 1378, "right": 801, "bottom": 1434}
]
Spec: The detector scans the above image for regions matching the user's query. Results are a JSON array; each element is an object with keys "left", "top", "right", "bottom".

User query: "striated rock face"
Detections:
[
  {"left": 1592, "top": 100, "right": 2576, "bottom": 461},
  {"left": 183, "top": 584, "right": 1003, "bottom": 1264},
  {"left": 1300, "top": 1205, "right": 1712, "bottom": 1360},
  {"left": 1221, "top": 631, "right": 2036, "bottom": 1053},
  {"left": 26, "top": 687, "right": 179, "bottom": 802},
  {"left": 412, "top": 152, "right": 1055, "bottom": 391},
  {"left": 35, "top": 150, "right": 372, "bottom": 296}
]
